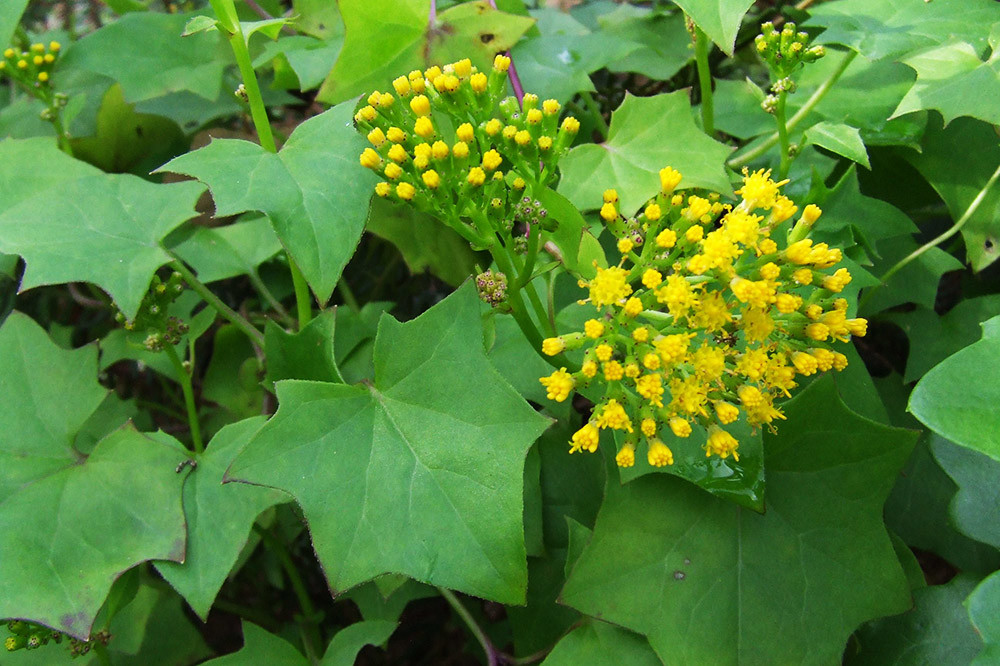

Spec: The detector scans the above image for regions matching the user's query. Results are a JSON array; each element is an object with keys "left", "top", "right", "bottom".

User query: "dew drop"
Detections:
[{"left": 673, "top": 570, "right": 686, "bottom": 581}]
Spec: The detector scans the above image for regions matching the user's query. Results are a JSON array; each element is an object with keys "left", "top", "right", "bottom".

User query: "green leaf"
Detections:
[
  {"left": 849, "top": 574, "right": 983, "bottom": 665},
  {"left": 0, "top": 312, "right": 108, "bottom": 502},
  {"left": 557, "top": 91, "right": 732, "bottom": 215},
  {"left": 882, "top": 432, "right": 1000, "bottom": 574},
  {"left": 599, "top": 6, "right": 692, "bottom": 80},
  {"left": 861, "top": 237, "right": 963, "bottom": 315},
  {"left": 561, "top": 377, "right": 917, "bottom": 664},
  {"left": 229, "top": 284, "right": 550, "bottom": 603},
  {"left": 292, "top": 0, "right": 345, "bottom": 40},
  {"left": 334, "top": 301, "right": 394, "bottom": 384},
  {"left": 803, "top": 121, "right": 870, "bottom": 169},
  {"left": 911, "top": 316, "right": 1000, "bottom": 461},
  {"left": 316, "top": 0, "right": 535, "bottom": 105},
  {"left": 264, "top": 310, "right": 345, "bottom": 388},
  {"left": 541, "top": 620, "right": 661, "bottom": 666},
  {"left": 0, "top": 426, "right": 190, "bottom": 639},
  {"left": 366, "top": 198, "right": 483, "bottom": 287},
  {"left": 159, "top": 101, "right": 375, "bottom": 306},
  {"left": 204, "top": 621, "right": 308, "bottom": 665},
  {"left": 671, "top": 0, "right": 754, "bottom": 55},
  {"left": 69, "top": 83, "right": 185, "bottom": 174},
  {"left": 0, "top": 137, "right": 101, "bottom": 207},
  {"left": 892, "top": 40, "right": 1000, "bottom": 126},
  {"left": 168, "top": 215, "right": 283, "bottom": 284},
  {"left": 103, "top": 582, "right": 212, "bottom": 666},
  {"left": 932, "top": 436, "right": 1000, "bottom": 551},
  {"left": 807, "top": 0, "right": 1000, "bottom": 62},
  {"left": 888, "top": 295, "right": 1000, "bottom": 382},
  {"left": 182, "top": 15, "right": 220, "bottom": 36},
  {"left": 241, "top": 17, "right": 290, "bottom": 43},
  {"left": 511, "top": 33, "right": 621, "bottom": 106},
  {"left": 904, "top": 117, "right": 1000, "bottom": 271},
  {"left": 0, "top": 1, "right": 28, "bottom": 49},
  {"left": 346, "top": 579, "right": 434, "bottom": 623},
  {"left": 253, "top": 35, "right": 344, "bottom": 91},
  {"left": 968, "top": 571, "right": 1000, "bottom": 665},
  {"left": 60, "top": 12, "right": 231, "bottom": 103},
  {"left": 202, "top": 325, "right": 266, "bottom": 423},
  {"left": 534, "top": 187, "right": 606, "bottom": 279},
  {"left": 155, "top": 418, "right": 288, "bottom": 619},
  {"left": 320, "top": 620, "right": 397, "bottom": 666}
]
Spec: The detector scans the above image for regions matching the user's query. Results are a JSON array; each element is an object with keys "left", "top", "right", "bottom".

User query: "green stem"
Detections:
[
  {"left": 338, "top": 278, "right": 361, "bottom": 313},
  {"left": 437, "top": 587, "right": 498, "bottom": 666},
  {"left": 168, "top": 256, "right": 266, "bottom": 348},
  {"left": 216, "top": 5, "right": 315, "bottom": 328},
  {"left": 254, "top": 525, "right": 323, "bottom": 664},
  {"left": 859, "top": 162, "right": 1000, "bottom": 310},
  {"left": 728, "top": 50, "right": 858, "bottom": 169},
  {"left": 164, "top": 344, "right": 204, "bottom": 454},
  {"left": 546, "top": 271, "right": 557, "bottom": 333},
  {"left": 288, "top": 257, "right": 312, "bottom": 329},
  {"left": 694, "top": 27, "right": 715, "bottom": 136},
  {"left": 525, "top": 281, "right": 554, "bottom": 336},
  {"left": 214, "top": 598, "right": 279, "bottom": 632},
  {"left": 248, "top": 270, "right": 293, "bottom": 324},
  {"left": 775, "top": 90, "right": 791, "bottom": 180},
  {"left": 580, "top": 91, "right": 609, "bottom": 140}
]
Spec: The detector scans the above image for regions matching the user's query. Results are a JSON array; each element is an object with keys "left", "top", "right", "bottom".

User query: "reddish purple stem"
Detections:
[{"left": 485, "top": 0, "right": 524, "bottom": 105}]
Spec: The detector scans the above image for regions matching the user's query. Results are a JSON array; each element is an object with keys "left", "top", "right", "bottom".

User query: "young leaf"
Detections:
[
  {"left": 932, "top": 436, "right": 1000, "bottom": 550},
  {"left": 167, "top": 215, "right": 283, "bottom": 284},
  {"left": 316, "top": 0, "right": 534, "bottom": 105},
  {"left": 320, "top": 620, "right": 397, "bottom": 666},
  {"left": 807, "top": 0, "right": 1000, "bottom": 62},
  {"left": 155, "top": 418, "right": 290, "bottom": 620},
  {"left": 803, "top": 121, "right": 871, "bottom": 169},
  {"left": 158, "top": 100, "right": 376, "bottom": 306},
  {"left": 264, "top": 310, "right": 345, "bottom": 388},
  {"left": 557, "top": 92, "right": 732, "bottom": 215},
  {"left": 910, "top": 316, "right": 1000, "bottom": 461},
  {"left": 671, "top": 0, "right": 754, "bottom": 55},
  {"left": 228, "top": 284, "right": 551, "bottom": 604},
  {"left": 0, "top": 174, "right": 204, "bottom": 319},
  {"left": 892, "top": 40, "right": 1000, "bottom": 127},
  {"left": 561, "top": 377, "right": 917, "bottom": 664}
]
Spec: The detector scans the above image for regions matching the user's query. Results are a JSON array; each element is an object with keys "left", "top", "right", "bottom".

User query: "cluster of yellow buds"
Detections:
[
  {"left": 539, "top": 167, "right": 866, "bottom": 468},
  {"left": 0, "top": 41, "right": 60, "bottom": 86},
  {"left": 354, "top": 56, "right": 579, "bottom": 242}
]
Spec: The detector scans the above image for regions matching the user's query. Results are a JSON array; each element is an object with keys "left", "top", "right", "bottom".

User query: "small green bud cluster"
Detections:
[
  {"left": 756, "top": 21, "right": 825, "bottom": 114},
  {"left": 113, "top": 271, "right": 189, "bottom": 352},
  {"left": 68, "top": 630, "right": 110, "bottom": 658},
  {"left": 475, "top": 269, "right": 508, "bottom": 308},
  {"left": 0, "top": 41, "right": 60, "bottom": 88},
  {"left": 5, "top": 620, "right": 63, "bottom": 653}
]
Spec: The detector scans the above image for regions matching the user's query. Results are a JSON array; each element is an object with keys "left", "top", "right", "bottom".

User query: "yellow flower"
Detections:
[
  {"left": 470, "top": 72, "right": 488, "bottom": 92},
  {"left": 595, "top": 343, "right": 614, "bottom": 362},
  {"left": 367, "top": 127, "right": 387, "bottom": 146},
  {"left": 456, "top": 123, "right": 475, "bottom": 142},
  {"left": 482, "top": 149, "right": 503, "bottom": 171},
  {"left": 561, "top": 117, "right": 580, "bottom": 133},
  {"left": 515, "top": 130, "right": 531, "bottom": 146},
  {"left": 374, "top": 182, "right": 391, "bottom": 197},
  {"left": 453, "top": 58, "right": 472, "bottom": 77},
  {"left": 359, "top": 148, "right": 381, "bottom": 169},
  {"left": 493, "top": 54, "right": 511, "bottom": 72},
  {"left": 542, "top": 337, "right": 565, "bottom": 356},
  {"left": 396, "top": 182, "right": 415, "bottom": 200},
  {"left": 392, "top": 76, "right": 411, "bottom": 95},
  {"left": 595, "top": 399, "right": 633, "bottom": 432},
  {"left": 526, "top": 108, "right": 543, "bottom": 125},
  {"left": 584, "top": 319, "right": 605, "bottom": 338},
  {"left": 736, "top": 168, "right": 787, "bottom": 210},
  {"left": 616, "top": 442, "right": 636, "bottom": 468},
  {"left": 655, "top": 228, "right": 677, "bottom": 248},
  {"left": 642, "top": 269, "right": 663, "bottom": 289},
  {"left": 642, "top": 353, "right": 661, "bottom": 370},
  {"left": 414, "top": 116, "right": 434, "bottom": 138},
  {"left": 705, "top": 426, "right": 739, "bottom": 461},
  {"left": 422, "top": 170, "right": 441, "bottom": 189},
  {"left": 540, "top": 368, "right": 575, "bottom": 402},
  {"left": 647, "top": 439, "right": 674, "bottom": 467},
  {"left": 603, "top": 361, "right": 624, "bottom": 381},
  {"left": 802, "top": 204, "right": 822, "bottom": 225},
  {"left": 636, "top": 374, "right": 664, "bottom": 407},
  {"left": 569, "top": 423, "right": 600, "bottom": 453},
  {"left": 631, "top": 326, "right": 649, "bottom": 343},
  {"left": 645, "top": 203, "right": 662, "bottom": 221},
  {"left": 715, "top": 401, "right": 739, "bottom": 424},
  {"left": 641, "top": 418, "right": 657, "bottom": 437},
  {"left": 659, "top": 166, "right": 682, "bottom": 192},
  {"left": 623, "top": 297, "right": 643, "bottom": 317},
  {"left": 452, "top": 142, "right": 470, "bottom": 159},
  {"left": 582, "top": 360, "right": 598, "bottom": 378},
  {"left": 587, "top": 265, "right": 632, "bottom": 307},
  {"left": 485, "top": 119, "right": 502, "bottom": 136},
  {"left": 431, "top": 141, "right": 449, "bottom": 159},
  {"left": 467, "top": 167, "right": 486, "bottom": 186},
  {"left": 543, "top": 99, "right": 561, "bottom": 115},
  {"left": 383, "top": 163, "right": 402, "bottom": 180},
  {"left": 601, "top": 203, "right": 618, "bottom": 221},
  {"left": 388, "top": 144, "right": 408, "bottom": 163},
  {"left": 669, "top": 417, "right": 692, "bottom": 438}
]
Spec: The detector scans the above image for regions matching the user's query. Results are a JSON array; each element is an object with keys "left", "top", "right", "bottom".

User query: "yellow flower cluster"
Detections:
[
  {"left": 0, "top": 41, "right": 60, "bottom": 85},
  {"left": 354, "top": 56, "right": 579, "bottom": 220},
  {"left": 540, "top": 168, "right": 866, "bottom": 468}
]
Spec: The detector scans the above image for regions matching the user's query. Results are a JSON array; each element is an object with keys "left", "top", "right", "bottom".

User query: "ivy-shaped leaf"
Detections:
[
  {"left": 264, "top": 310, "right": 345, "bottom": 387},
  {"left": 910, "top": 316, "right": 1000, "bottom": 461},
  {"left": 204, "top": 621, "right": 309, "bottom": 665},
  {"left": 0, "top": 173, "right": 204, "bottom": 319},
  {"left": 167, "top": 215, "right": 283, "bottom": 285},
  {"left": 60, "top": 12, "right": 231, "bottom": 103},
  {"left": 557, "top": 91, "right": 732, "bottom": 215},
  {"left": 159, "top": 101, "right": 376, "bottom": 306},
  {"left": 803, "top": 121, "right": 871, "bottom": 169},
  {"left": 155, "top": 418, "right": 290, "bottom": 619},
  {"left": 228, "top": 284, "right": 550, "bottom": 603},
  {"left": 932, "top": 436, "right": 1000, "bottom": 551},
  {"left": 672, "top": 0, "right": 754, "bottom": 55},
  {"left": 561, "top": 377, "right": 916, "bottom": 664},
  {"left": 316, "top": 0, "right": 534, "bottom": 105},
  {"left": 892, "top": 39, "right": 1000, "bottom": 127},
  {"left": 807, "top": 0, "right": 1000, "bottom": 62}
]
